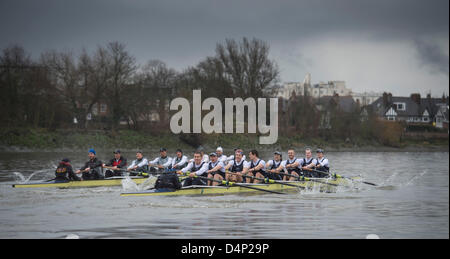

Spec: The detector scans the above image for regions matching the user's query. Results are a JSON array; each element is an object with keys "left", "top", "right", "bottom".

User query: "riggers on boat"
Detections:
[
  {"left": 12, "top": 176, "right": 148, "bottom": 189},
  {"left": 120, "top": 177, "right": 357, "bottom": 197}
]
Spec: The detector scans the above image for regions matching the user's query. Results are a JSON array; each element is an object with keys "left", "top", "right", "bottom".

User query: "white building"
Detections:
[
  {"left": 352, "top": 92, "right": 383, "bottom": 106},
  {"left": 277, "top": 73, "right": 311, "bottom": 99},
  {"left": 278, "top": 73, "right": 353, "bottom": 99},
  {"left": 309, "top": 81, "right": 352, "bottom": 98}
]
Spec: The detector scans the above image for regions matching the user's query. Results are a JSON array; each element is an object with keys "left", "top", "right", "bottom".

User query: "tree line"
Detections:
[{"left": 0, "top": 37, "right": 396, "bottom": 146}]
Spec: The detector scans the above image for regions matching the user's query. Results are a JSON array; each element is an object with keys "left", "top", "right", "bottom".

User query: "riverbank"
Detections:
[{"left": 0, "top": 128, "right": 448, "bottom": 152}]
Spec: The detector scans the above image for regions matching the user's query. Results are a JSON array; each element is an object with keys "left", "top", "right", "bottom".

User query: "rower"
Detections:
[
  {"left": 226, "top": 148, "right": 246, "bottom": 162},
  {"left": 215, "top": 147, "right": 228, "bottom": 163},
  {"left": 277, "top": 149, "right": 301, "bottom": 181},
  {"left": 246, "top": 150, "right": 266, "bottom": 184},
  {"left": 188, "top": 148, "right": 209, "bottom": 163},
  {"left": 75, "top": 149, "right": 104, "bottom": 180},
  {"left": 224, "top": 149, "right": 248, "bottom": 183},
  {"left": 55, "top": 158, "right": 80, "bottom": 182},
  {"left": 127, "top": 151, "right": 149, "bottom": 176},
  {"left": 300, "top": 148, "right": 318, "bottom": 178},
  {"left": 171, "top": 149, "right": 188, "bottom": 170},
  {"left": 149, "top": 148, "right": 172, "bottom": 172},
  {"left": 314, "top": 149, "right": 330, "bottom": 177},
  {"left": 206, "top": 153, "right": 226, "bottom": 186},
  {"left": 265, "top": 151, "right": 283, "bottom": 181},
  {"left": 103, "top": 149, "right": 127, "bottom": 178},
  {"left": 177, "top": 151, "right": 209, "bottom": 187}
]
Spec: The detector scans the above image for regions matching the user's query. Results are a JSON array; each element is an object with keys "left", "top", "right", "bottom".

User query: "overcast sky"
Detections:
[{"left": 1, "top": 0, "right": 448, "bottom": 96}]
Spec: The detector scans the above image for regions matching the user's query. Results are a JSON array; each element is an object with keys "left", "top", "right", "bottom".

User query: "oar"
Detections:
[
  {"left": 226, "top": 171, "right": 305, "bottom": 189},
  {"left": 305, "top": 168, "right": 378, "bottom": 186},
  {"left": 277, "top": 171, "right": 339, "bottom": 187},
  {"left": 194, "top": 175, "right": 286, "bottom": 195}
]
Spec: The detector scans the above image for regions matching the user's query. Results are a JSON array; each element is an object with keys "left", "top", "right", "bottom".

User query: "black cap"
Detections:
[
  {"left": 274, "top": 151, "right": 282, "bottom": 156},
  {"left": 316, "top": 149, "right": 324, "bottom": 153},
  {"left": 160, "top": 148, "right": 167, "bottom": 152},
  {"left": 62, "top": 158, "right": 70, "bottom": 163},
  {"left": 209, "top": 152, "right": 217, "bottom": 157},
  {"left": 176, "top": 149, "right": 183, "bottom": 153},
  {"left": 113, "top": 149, "right": 121, "bottom": 154}
]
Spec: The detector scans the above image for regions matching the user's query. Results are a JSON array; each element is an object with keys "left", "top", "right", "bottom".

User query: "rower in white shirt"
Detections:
[
  {"left": 215, "top": 147, "right": 228, "bottom": 163},
  {"left": 177, "top": 151, "right": 209, "bottom": 187},
  {"left": 189, "top": 149, "right": 209, "bottom": 163},
  {"left": 276, "top": 149, "right": 302, "bottom": 181},
  {"left": 313, "top": 149, "right": 330, "bottom": 177},
  {"left": 300, "top": 148, "right": 318, "bottom": 177},
  {"left": 148, "top": 148, "right": 172, "bottom": 172},
  {"left": 246, "top": 149, "right": 266, "bottom": 184},
  {"left": 224, "top": 149, "right": 249, "bottom": 183},
  {"left": 265, "top": 151, "right": 283, "bottom": 181},
  {"left": 226, "top": 148, "right": 246, "bottom": 162},
  {"left": 127, "top": 151, "right": 149, "bottom": 176},
  {"left": 206, "top": 152, "right": 226, "bottom": 186},
  {"left": 171, "top": 149, "right": 189, "bottom": 170}
]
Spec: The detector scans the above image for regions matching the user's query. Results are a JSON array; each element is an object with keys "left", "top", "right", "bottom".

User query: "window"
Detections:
[
  {"left": 423, "top": 117, "right": 429, "bottom": 122},
  {"left": 394, "top": 102, "right": 406, "bottom": 111},
  {"left": 100, "top": 103, "right": 107, "bottom": 113},
  {"left": 387, "top": 116, "right": 395, "bottom": 121}
]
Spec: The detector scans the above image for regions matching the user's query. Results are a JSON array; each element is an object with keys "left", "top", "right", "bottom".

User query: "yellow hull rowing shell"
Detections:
[
  {"left": 120, "top": 177, "right": 355, "bottom": 197},
  {"left": 12, "top": 177, "right": 148, "bottom": 188}
]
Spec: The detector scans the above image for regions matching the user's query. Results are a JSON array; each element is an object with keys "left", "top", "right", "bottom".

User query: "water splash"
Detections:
[
  {"left": 121, "top": 176, "right": 139, "bottom": 191},
  {"left": 13, "top": 169, "right": 49, "bottom": 183},
  {"left": 139, "top": 176, "right": 157, "bottom": 191},
  {"left": 121, "top": 176, "right": 157, "bottom": 192},
  {"left": 405, "top": 170, "right": 428, "bottom": 186}
]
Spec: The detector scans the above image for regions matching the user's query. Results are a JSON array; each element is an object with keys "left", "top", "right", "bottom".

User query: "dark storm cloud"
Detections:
[
  {"left": 0, "top": 0, "right": 448, "bottom": 95},
  {"left": 1, "top": 0, "right": 447, "bottom": 48},
  {"left": 414, "top": 39, "right": 449, "bottom": 76}
]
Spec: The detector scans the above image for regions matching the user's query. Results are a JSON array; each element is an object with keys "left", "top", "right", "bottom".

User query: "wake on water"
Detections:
[{"left": 121, "top": 176, "right": 157, "bottom": 192}]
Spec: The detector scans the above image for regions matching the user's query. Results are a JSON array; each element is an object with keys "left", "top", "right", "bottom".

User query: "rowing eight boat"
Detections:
[
  {"left": 12, "top": 176, "right": 148, "bottom": 188},
  {"left": 120, "top": 177, "right": 357, "bottom": 197}
]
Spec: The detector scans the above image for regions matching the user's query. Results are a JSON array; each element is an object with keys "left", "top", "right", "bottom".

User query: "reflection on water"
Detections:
[{"left": 0, "top": 151, "right": 448, "bottom": 238}]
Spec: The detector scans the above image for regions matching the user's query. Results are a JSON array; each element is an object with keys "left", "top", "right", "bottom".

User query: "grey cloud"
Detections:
[{"left": 414, "top": 39, "right": 449, "bottom": 76}]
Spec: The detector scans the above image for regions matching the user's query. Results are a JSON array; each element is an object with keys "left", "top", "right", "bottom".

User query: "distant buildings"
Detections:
[
  {"left": 352, "top": 92, "right": 383, "bottom": 106},
  {"left": 277, "top": 73, "right": 382, "bottom": 105},
  {"left": 363, "top": 93, "right": 449, "bottom": 129}
]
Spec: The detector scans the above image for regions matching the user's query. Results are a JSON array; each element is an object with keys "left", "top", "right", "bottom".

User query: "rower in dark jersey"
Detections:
[
  {"left": 265, "top": 151, "right": 283, "bottom": 181},
  {"left": 313, "top": 149, "right": 330, "bottom": 177},
  {"left": 55, "top": 158, "right": 80, "bottom": 182},
  {"left": 224, "top": 149, "right": 248, "bottom": 183},
  {"left": 177, "top": 151, "right": 209, "bottom": 187},
  {"left": 276, "top": 149, "right": 302, "bottom": 181},
  {"left": 103, "top": 149, "right": 127, "bottom": 178},
  {"left": 75, "top": 149, "right": 103, "bottom": 180},
  {"left": 246, "top": 150, "right": 266, "bottom": 184},
  {"left": 300, "top": 148, "right": 318, "bottom": 178},
  {"left": 206, "top": 152, "right": 226, "bottom": 186}
]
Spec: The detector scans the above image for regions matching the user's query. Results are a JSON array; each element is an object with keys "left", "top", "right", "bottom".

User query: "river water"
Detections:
[{"left": 0, "top": 150, "right": 448, "bottom": 239}]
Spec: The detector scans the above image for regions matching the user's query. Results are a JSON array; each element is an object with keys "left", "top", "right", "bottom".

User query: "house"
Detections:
[
  {"left": 364, "top": 93, "right": 449, "bottom": 129},
  {"left": 315, "top": 94, "right": 358, "bottom": 129}
]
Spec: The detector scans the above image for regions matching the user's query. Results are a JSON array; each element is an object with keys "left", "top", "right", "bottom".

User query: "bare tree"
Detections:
[
  {"left": 215, "top": 37, "right": 279, "bottom": 98},
  {"left": 103, "top": 42, "right": 137, "bottom": 128}
]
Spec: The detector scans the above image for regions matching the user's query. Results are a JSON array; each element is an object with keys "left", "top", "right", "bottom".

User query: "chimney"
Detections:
[
  {"left": 387, "top": 93, "right": 392, "bottom": 104},
  {"left": 382, "top": 92, "right": 388, "bottom": 107},
  {"left": 410, "top": 93, "right": 421, "bottom": 106}
]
